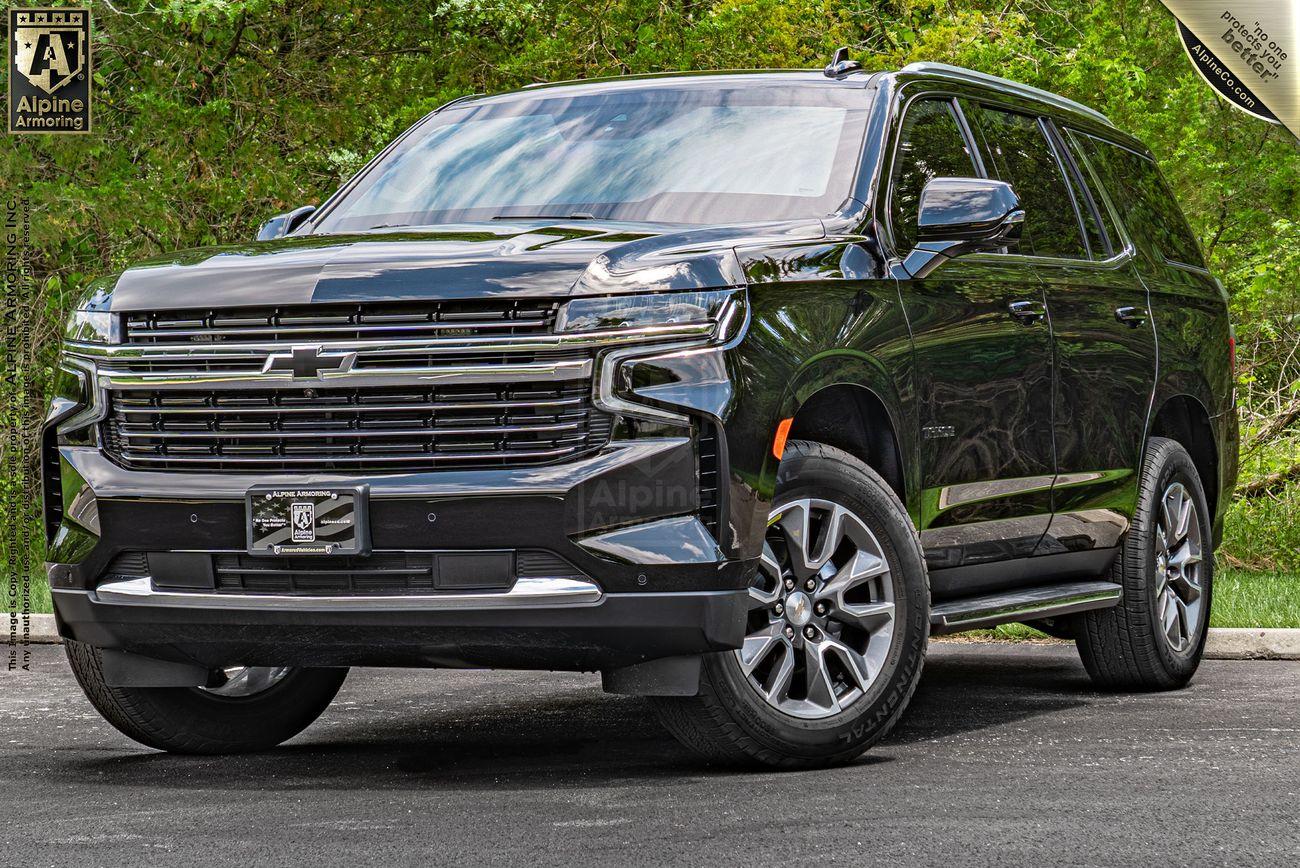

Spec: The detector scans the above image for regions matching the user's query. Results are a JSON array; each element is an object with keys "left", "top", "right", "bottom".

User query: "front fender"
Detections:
[{"left": 712, "top": 276, "right": 912, "bottom": 561}]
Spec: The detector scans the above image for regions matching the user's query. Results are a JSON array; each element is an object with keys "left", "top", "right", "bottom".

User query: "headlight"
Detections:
[
  {"left": 65, "top": 309, "right": 117, "bottom": 344},
  {"left": 556, "top": 289, "right": 739, "bottom": 333},
  {"left": 64, "top": 283, "right": 118, "bottom": 344}
]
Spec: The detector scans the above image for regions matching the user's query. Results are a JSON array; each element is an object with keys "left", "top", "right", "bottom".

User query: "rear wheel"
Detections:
[
  {"left": 65, "top": 641, "right": 347, "bottom": 754},
  {"left": 652, "top": 441, "right": 929, "bottom": 768},
  {"left": 1075, "top": 437, "right": 1212, "bottom": 690}
]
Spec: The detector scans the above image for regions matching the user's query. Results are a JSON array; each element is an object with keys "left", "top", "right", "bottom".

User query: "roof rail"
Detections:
[{"left": 899, "top": 62, "right": 1114, "bottom": 128}]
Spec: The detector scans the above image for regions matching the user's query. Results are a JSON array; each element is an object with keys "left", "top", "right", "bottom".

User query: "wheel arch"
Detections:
[
  {"left": 766, "top": 355, "right": 914, "bottom": 522},
  {"left": 1147, "top": 392, "right": 1219, "bottom": 519}
]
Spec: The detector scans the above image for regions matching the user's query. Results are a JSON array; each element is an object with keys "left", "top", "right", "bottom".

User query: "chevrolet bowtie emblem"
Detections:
[{"left": 261, "top": 345, "right": 357, "bottom": 378}]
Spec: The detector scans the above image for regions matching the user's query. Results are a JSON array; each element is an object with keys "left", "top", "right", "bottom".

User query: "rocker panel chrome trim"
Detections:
[{"left": 929, "top": 580, "right": 1122, "bottom": 634}]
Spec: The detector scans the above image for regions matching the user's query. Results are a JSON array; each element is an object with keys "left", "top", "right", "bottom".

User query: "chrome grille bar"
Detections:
[
  {"left": 67, "top": 320, "right": 714, "bottom": 361},
  {"left": 95, "top": 357, "right": 592, "bottom": 391},
  {"left": 115, "top": 422, "right": 586, "bottom": 439},
  {"left": 112, "top": 396, "right": 585, "bottom": 415},
  {"left": 125, "top": 300, "right": 557, "bottom": 344},
  {"left": 110, "top": 446, "right": 584, "bottom": 466}
]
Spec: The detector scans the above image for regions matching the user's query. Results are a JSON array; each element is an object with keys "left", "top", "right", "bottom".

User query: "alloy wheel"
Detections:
[
  {"left": 734, "top": 498, "right": 896, "bottom": 719},
  {"left": 1154, "top": 481, "right": 1204, "bottom": 653}
]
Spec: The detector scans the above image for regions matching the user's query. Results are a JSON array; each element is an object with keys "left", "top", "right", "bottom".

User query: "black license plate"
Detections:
[{"left": 246, "top": 486, "right": 369, "bottom": 556}]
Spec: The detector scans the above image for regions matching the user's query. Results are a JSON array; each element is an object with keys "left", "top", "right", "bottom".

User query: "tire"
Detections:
[
  {"left": 652, "top": 440, "right": 929, "bottom": 768},
  {"left": 65, "top": 641, "right": 347, "bottom": 754},
  {"left": 1075, "top": 437, "right": 1213, "bottom": 690}
]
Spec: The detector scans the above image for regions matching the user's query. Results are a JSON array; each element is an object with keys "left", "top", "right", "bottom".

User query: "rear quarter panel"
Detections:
[{"left": 1146, "top": 262, "right": 1239, "bottom": 536}]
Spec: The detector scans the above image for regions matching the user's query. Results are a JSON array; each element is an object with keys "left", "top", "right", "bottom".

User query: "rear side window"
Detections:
[
  {"left": 889, "top": 98, "right": 980, "bottom": 252},
  {"left": 970, "top": 106, "right": 1088, "bottom": 259},
  {"left": 1050, "top": 124, "right": 1112, "bottom": 259},
  {"left": 1069, "top": 131, "right": 1206, "bottom": 270},
  {"left": 1058, "top": 129, "right": 1120, "bottom": 256}
]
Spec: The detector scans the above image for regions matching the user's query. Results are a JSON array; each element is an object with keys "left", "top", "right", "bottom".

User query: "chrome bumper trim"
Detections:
[{"left": 94, "top": 575, "right": 603, "bottom": 610}]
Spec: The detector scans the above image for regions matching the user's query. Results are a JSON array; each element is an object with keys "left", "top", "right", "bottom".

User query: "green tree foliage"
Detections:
[{"left": 2, "top": 0, "right": 1298, "bottom": 570}]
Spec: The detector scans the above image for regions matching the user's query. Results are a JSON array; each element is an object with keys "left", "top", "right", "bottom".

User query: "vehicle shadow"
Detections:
[{"left": 61, "top": 644, "right": 1092, "bottom": 791}]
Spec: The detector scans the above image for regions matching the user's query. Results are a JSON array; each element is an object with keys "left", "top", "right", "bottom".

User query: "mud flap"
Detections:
[
  {"left": 100, "top": 649, "right": 211, "bottom": 687},
  {"left": 601, "top": 654, "right": 703, "bottom": 696}
]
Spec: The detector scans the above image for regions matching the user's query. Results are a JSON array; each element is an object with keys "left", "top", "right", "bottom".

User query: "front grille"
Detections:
[
  {"left": 100, "top": 550, "right": 585, "bottom": 595},
  {"left": 203, "top": 550, "right": 583, "bottom": 595},
  {"left": 214, "top": 553, "right": 441, "bottom": 593},
  {"left": 124, "top": 300, "right": 558, "bottom": 344},
  {"left": 101, "top": 299, "right": 628, "bottom": 473},
  {"left": 105, "top": 551, "right": 149, "bottom": 577},
  {"left": 102, "top": 382, "right": 613, "bottom": 472}
]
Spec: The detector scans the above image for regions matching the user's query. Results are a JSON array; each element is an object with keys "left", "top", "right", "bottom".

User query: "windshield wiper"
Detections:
[{"left": 491, "top": 212, "right": 596, "bottom": 221}]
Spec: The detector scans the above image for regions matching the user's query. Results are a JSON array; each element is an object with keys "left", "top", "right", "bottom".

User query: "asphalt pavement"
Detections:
[{"left": 1, "top": 642, "right": 1297, "bottom": 866}]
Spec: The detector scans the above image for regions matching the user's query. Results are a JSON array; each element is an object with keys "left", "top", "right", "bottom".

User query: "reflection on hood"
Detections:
[{"left": 104, "top": 219, "right": 828, "bottom": 311}]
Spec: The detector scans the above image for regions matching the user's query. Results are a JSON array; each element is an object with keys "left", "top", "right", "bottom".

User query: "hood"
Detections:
[{"left": 104, "top": 219, "right": 828, "bottom": 312}]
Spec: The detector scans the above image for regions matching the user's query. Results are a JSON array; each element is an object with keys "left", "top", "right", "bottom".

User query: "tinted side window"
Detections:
[
  {"left": 1051, "top": 126, "right": 1111, "bottom": 259},
  {"left": 971, "top": 107, "right": 1087, "bottom": 259},
  {"left": 1059, "top": 129, "right": 1120, "bottom": 256},
  {"left": 1070, "top": 132, "right": 1206, "bottom": 269},
  {"left": 889, "top": 98, "right": 980, "bottom": 251}
]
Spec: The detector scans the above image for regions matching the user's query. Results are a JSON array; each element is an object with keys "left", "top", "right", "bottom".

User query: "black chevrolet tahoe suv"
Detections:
[{"left": 45, "top": 57, "right": 1237, "bottom": 767}]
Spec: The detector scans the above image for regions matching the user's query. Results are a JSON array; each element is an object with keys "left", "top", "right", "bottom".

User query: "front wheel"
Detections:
[
  {"left": 1075, "top": 437, "right": 1213, "bottom": 690},
  {"left": 65, "top": 641, "right": 347, "bottom": 754},
  {"left": 652, "top": 441, "right": 929, "bottom": 768}
]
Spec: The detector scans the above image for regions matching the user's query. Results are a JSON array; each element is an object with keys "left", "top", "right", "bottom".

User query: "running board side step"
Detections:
[{"left": 930, "top": 580, "right": 1122, "bottom": 635}]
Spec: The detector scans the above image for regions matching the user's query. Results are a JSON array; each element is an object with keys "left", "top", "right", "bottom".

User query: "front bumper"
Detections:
[
  {"left": 48, "top": 437, "right": 754, "bottom": 671},
  {"left": 52, "top": 583, "right": 746, "bottom": 671}
]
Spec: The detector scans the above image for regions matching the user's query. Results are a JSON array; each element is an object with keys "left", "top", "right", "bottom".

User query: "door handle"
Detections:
[
  {"left": 1007, "top": 300, "right": 1047, "bottom": 324},
  {"left": 1114, "top": 306, "right": 1148, "bottom": 328}
]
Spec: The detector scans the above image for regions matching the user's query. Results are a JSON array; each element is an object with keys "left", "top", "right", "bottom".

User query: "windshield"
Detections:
[{"left": 314, "top": 83, "right": 871, "bottom": 231}]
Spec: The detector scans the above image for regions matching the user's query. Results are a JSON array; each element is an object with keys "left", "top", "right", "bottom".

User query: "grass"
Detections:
[
  {"left": 1211, "top": 566, "right": 1300, "bottom": 628},
  {"left": 1221, "top": 442, "right": 1300, "bottom": 573},
  {"left": 2, "top": 571, "right": 50, "bottom": 616}
]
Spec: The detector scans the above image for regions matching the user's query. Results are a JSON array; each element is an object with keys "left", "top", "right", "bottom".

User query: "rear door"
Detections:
[
  {"left": 964, "top": 104, "right": 1156, "bottom": 561},
  {"left": 884, "top": 91, "right": 1057, "bottom": 596},
  {"left": 1031, "top": 125, "right": 1158, "bottom": 557}
]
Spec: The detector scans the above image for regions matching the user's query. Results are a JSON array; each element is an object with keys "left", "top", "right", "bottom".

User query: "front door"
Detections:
[{"left": 884, "top": 93, "right": 1057, "bottom": 597}]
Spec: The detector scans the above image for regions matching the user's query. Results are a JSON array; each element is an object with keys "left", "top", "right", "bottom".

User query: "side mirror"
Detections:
[
  {"left": 256, "top": 205, "right": 317, "bottom": 241},
  {"left": 903, "top": 178, "right": 1024, "bottom": 278}
]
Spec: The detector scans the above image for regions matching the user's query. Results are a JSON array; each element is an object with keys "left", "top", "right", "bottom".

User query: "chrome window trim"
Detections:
[
  {"left": 94, "top": 575, "right": 603, "bottom": 610},
  {"left": 1162, "top": 256, "right": 1213, "bottom": 276},
  {"left": 963, "top": 241, "right": 1137, "bottom": 272}
]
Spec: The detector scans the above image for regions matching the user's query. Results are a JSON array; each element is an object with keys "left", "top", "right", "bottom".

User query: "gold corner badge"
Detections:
[{"left": 8, "top": 6, "right": 92, "bottom": 134}]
